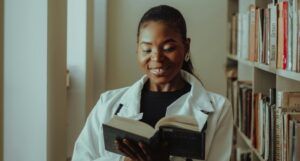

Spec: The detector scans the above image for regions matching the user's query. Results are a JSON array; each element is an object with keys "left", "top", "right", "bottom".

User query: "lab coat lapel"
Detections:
[
  {"left": 166, "top": 70, "right": 215, "bottom": 131},
  {"left": 117, "top": 75, "right": 148, "bottom": 120}
]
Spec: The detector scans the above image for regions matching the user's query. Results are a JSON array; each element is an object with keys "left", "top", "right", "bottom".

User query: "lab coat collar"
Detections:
[{"left": 117, "top": 70, "right": 215, "bottom": 123}]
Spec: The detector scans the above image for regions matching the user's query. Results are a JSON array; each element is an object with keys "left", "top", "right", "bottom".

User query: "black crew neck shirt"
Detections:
[{"left": 140, "top": 83, "right": 191, "bottom": 127}]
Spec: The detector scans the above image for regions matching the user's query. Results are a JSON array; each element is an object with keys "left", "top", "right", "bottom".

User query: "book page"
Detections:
[
  {"left": 107, "top": 116, "right": 155, "bottom": 138},
  {"left": 155, "top": 115, "right": 199, "bottom": 132}
]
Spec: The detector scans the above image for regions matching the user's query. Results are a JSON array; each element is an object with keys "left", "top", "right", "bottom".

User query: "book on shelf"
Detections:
[
  {"left": 279, "top": 1, "right": 289, "bottom": 70},
  {"left": 228, "top": 0, "right": 300, "bottom": 73},
  {"left": 227, "top": 0, "right": 300, "bottom": 160},
  {"left": 293, "top": 120, "right": 300, "bottom": 161},
  {"left": 252, "top": 92, "right": 271, "bottom": 160},
  {"left": 102, "top": 115, "right": 206, "bottom": 160},
  {"left": 255, "top": 8, "right": 263, "bottom": 63},
  {"left": 276, "top": 91, "right": 300, "bottom": 108},
  {"left": 288, "top": 0, "right": 298, "bottom": 72},
  {"left": 263, "top": 8, "right": 270, "bottom": 65},
  {"left": 280, "top": 111, "right": 300, "bottom": 161},
  {"left": 237, "top": 81, "right": 252, "bottom": 138},
  {"left": 269, "top": 3, "right": 278, "bottom": 69},
  {"left": 249, "top": 4, "right": 256, "bottom": 62},
  {"left": 231, "top": 14, "right": 238, "bottom": 56},
  {"left": 276, "top": 90, "right": 300, "bottom": 161}
]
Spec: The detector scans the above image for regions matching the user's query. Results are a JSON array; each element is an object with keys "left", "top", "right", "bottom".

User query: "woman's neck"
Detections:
[{"left": 147, "top": 74, "right": 186, "bottom": 92}]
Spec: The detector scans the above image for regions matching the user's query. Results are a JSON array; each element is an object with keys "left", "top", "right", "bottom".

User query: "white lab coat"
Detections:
[{"left": 72, "top": 70, "right": 233, "bottom": 161}]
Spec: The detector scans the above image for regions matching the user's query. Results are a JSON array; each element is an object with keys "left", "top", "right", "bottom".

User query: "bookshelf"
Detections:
[
  {"left": 226, "top": 0, "right": 300, "bottom": 161},
  {"left": 235, "top": 125, "right": 267, "bottom": 161}
]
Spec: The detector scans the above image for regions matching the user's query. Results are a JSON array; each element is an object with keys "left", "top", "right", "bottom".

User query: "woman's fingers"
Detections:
[
  {"left": 123, "top": 139, "right": 147, "bottom": 161},
  {"left": 115, "top": 139, "right": 137, "bottom": 160},
  {"left": 138, "top": 142, "right": 152, "bottom": 161}
]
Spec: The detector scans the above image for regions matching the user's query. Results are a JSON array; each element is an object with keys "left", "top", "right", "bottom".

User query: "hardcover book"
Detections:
[{"left": 102, "top": 115, "right": 206, "bottom": 160}]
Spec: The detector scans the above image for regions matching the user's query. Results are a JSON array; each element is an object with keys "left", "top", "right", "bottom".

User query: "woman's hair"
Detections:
[{"left": 137, "top": 5, "right": 195, "bottom": 76}]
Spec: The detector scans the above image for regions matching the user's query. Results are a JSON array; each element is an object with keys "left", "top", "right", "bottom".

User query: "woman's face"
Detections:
[{"left": 137, "top": 21, "right": 188, "bottom": 86}]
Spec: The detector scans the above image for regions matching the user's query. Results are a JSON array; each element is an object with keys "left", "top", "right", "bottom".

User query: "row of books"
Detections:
[
  {"left": 276, "top": 91, "right": 300, "bottom": 161},
  {"left": 227, "top": 79, "right": 300, "bottom": 161},
  {"left": 229, "top": 0, "right": 300, "bottom": 72}
]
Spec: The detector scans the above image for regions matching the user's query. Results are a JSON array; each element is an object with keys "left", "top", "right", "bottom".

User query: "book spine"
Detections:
[
  {"left": 269, "top": 88, "right": 276, "bottom": 161},
  {"left": 275, "top": 108, "right": 282, "bottom": 161},
  {"left": 283, "top": 1, "right": 289, "bottom": 70},
  {"left": 249, "top": 5, "right": 257, "bottom": 61},
  {"left": 297, "top": 10, "right": 300, "bottom": 72},
  {"left": 278, "top": 3, "right": 284, "bottom": 69},
  {"left": 265, "top": 9, "right": 271, "bottom": 65},
  {"left": 255, "top": 9, "right": 261, "bottom": 62},
  {"left": 276, "top": 91, "right": 284, "bottom": 108},
  {"left": 294, "top": 122, "right": 300, "bottom": 161},
  {"left": 237, "top": 13, "right": 242, "bottom": 59},
  {"left": 264, "top": 98, "right": 270, "bottom": 160},
  {"left": 270, "top": 5, "right": 278, "bottom": 69},
  {"left": 292, "top": 0, "right": 298, "bottom": 72},
  {"left": 288, "top": 0, "right": 294, "bottom": 71},
  {"left": 270, "top": 104, "right": 276, "bottom": 161}
]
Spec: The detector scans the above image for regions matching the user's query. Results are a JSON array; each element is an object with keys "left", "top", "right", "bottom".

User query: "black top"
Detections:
[{"left": 140, "top": 83, "right": 191, "bottom": 127}]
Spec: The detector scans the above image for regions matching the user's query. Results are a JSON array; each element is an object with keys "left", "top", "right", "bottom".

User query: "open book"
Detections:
[{"left": 102, "top": 115, "right": 206, "bottom": 159}]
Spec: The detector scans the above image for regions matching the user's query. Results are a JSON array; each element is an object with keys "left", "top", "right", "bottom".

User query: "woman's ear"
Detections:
[{"left": 185, "top": 38, "right": 191, "bottom": 53}]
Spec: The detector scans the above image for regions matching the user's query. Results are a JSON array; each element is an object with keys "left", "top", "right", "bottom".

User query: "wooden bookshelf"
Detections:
[
  {"left": 226, "top": 0, "right": 300, "bottom": 160},
  {"left": 254, "top": 63, "right": 276, "bottom": 74},
  {"left": 235, "top": 126, "right": 266, "bottom": 161},
  {"left": 277, "top": 69, "right": 300, "bottom": 82},
  {"left": 230, "top": 55, "right": 300, "bottom": 81}
]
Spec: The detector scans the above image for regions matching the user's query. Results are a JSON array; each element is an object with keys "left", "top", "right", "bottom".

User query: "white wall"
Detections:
[
  {"left": 4, "top": 1, "right": 48, "bottom": 160},
  {"left": 4, "top": 0, "right": 67, "bottom": 161},
  {"left": 66, "top": 0, "right": 108, "bottom": 157},
  {"left": 106, "top": 0, "right": 228, "bottom": 95},
  {"left": 67, "top": 0, "right": 88, "bottom": 157},
  {"left": 93, "top": 0, "right": 107, "bottom": 101},
  {"left": 0, "top": 0, "right": 3, "bottom": 160}
]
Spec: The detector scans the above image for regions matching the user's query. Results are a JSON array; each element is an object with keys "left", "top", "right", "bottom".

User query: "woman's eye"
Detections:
[
  {"left": 142, "top": 49, "right": 151, "bottom": 54},
  {"left": 163, "top": 47, "right": 175, "bottom": 52}
]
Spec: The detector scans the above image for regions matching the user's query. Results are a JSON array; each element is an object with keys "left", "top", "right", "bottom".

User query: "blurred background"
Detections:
[{"left": 0, "top": 0, "right": 229, "bottom": 161}]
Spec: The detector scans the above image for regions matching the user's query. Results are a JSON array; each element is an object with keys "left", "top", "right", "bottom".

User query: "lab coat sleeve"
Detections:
[
  {"left": 206, "top": 99, "right": 233, "bottom": 161},
  {"left": 71, "top": 96, "right": 124, "bottom": 161}
]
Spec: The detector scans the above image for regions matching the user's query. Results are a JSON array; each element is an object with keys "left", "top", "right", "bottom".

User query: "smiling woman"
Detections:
[
  {"left": 72, "top": 5, "right": 233, "bottom": 161},
  {"left": 137, "top": 21, "right": 188, "bottom": 91}
]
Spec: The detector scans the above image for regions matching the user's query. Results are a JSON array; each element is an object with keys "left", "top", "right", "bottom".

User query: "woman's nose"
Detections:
[{"left": 151, "top": 49, "right": 164, "bottom": 61}]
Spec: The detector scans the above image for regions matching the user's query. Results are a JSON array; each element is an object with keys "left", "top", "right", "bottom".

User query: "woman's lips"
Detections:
[{"left": 149, "top": 66, "right": 168, "bottom": 76}]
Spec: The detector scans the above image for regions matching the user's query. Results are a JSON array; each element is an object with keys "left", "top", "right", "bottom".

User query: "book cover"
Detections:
[{"left": 102, "top": 115, "right": 206, "bottom": 160}]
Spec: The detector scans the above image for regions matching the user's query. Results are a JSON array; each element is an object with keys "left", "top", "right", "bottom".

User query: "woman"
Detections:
[{"left": 72, "top": 5, "right": 233, "bottom": 161}]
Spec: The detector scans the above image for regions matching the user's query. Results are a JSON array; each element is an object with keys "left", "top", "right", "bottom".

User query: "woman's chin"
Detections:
[{"left": 148, "top": 75, "right": 174, "bottom": 85}]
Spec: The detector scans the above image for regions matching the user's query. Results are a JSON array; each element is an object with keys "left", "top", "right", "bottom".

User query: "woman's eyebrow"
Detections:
[
  {"left": 163, "top": 38, "right": 177, "bottom": 44},
  {"left": 140, "top": 38, "right": 177, "bottom": 45},
  {"left": 140, "top": 41, "right": 152, "bottom": 45}
]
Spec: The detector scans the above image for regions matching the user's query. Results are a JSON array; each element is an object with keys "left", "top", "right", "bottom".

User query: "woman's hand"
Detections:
[{"left": 115, "top": 138, "right": 170, "bottom": 161}]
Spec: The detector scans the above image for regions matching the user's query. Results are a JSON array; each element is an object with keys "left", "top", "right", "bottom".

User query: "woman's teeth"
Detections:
[{"left": 150, "top": 68, "right": 166, "bottom": 75}]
